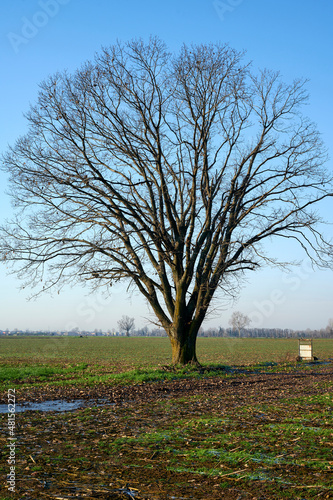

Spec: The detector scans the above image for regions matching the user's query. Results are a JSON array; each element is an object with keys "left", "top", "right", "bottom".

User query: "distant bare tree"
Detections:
[
  {"left": 229, "top": 311, "right": 251, "bottom": 337},
  {"left": 1, "top": 38, "right": 332, "bottom": 364},
  {"left": 327, "top": 318, "right": 333, "bottom": 337},
  {"left": 118, "top": 315, "right": 135, "bottom": 337}
]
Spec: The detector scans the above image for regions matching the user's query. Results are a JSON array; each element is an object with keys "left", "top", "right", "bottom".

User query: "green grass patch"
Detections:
[
  {"left": 0, "top": 363, "right": 88, "bottom": 382},
  {"left": 1, "top": 349, "right": 332, "bottom": 393}
]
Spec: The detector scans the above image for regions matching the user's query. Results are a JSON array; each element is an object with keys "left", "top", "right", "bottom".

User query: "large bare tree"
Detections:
[{"left": 1, "top": 38, "right": 332, "bottom": 364}]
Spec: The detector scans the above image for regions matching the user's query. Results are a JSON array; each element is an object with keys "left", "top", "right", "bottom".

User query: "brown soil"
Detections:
[
  {"left": 1, "top": 365, "right": 332, "bottom": 500},
  {"left": 6, "top": 365, "right": 332, "bottom": 406}
]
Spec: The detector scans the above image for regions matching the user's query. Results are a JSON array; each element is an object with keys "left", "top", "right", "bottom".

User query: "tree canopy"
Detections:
[
  {"left": 118, "top": 315, "right": 135, "bottom": 337},
  {"left": 1, "top": 37, "right": 332, "bottom": 364},
  {"left": 229, "top": 311, "right": 251, "bottom": 337}
]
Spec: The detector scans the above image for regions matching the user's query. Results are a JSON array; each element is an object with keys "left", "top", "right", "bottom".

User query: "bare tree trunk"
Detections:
[
  {"left": 168, "top": 321, "right": 201, "bottom": 365},
  {"left": 170, "top": 335, "right": 198, "bottom": 365}
]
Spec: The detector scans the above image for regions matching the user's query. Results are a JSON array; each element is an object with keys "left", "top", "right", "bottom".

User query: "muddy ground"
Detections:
[{"left": 1, "top": 365, "right": 332, "bottom": 500}]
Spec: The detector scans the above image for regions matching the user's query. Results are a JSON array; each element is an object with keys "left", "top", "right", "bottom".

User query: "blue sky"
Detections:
[{"left": 0, "top": 0, "right": 332, "bottom": 331}]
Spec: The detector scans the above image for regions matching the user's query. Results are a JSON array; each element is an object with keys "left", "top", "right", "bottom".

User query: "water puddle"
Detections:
[{"left": 0, "top": 398, "right": 109, "bottom": 414}]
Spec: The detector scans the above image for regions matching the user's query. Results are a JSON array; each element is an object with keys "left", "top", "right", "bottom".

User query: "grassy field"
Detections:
[
  {"left": 1, "top": 336, "right": 332, "bottom": 366},
  {"left": 0, "top": 337, "right": 332, "bottom": 499},
  {"left": 0, "top": 336, "right": 332, "bottom": 391}
]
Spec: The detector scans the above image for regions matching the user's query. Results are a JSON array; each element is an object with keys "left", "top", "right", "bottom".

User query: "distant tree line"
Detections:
[
  {"left": 2, "top": 320, "right": 332, "bottom": 338},
  {"left": 136, "top": 326, "right": 333, "bottom": 339},
  {"left": 197, "top": 327, "right": 333, "bottom": 339}
]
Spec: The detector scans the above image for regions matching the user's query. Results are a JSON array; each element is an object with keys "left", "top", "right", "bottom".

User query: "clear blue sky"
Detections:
[{"left": 0, "top": 0, "right": 332, "bottom": 331}]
